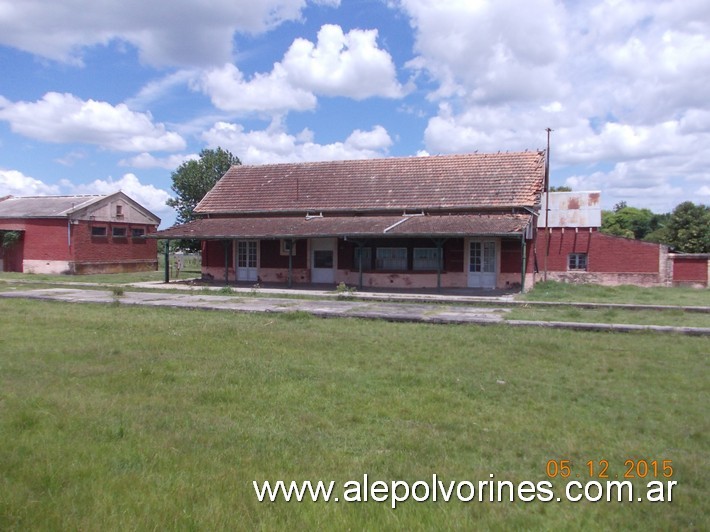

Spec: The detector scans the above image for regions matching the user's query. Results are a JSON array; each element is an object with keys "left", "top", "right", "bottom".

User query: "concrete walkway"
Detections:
[{"left": 2, "top": 286, "right": 709, "bottom": 336}]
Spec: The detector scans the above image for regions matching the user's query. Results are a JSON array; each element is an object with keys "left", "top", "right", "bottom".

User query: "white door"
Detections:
[
  {"left": 468, "top": 240, "right": 497, "bottom": 288},
  {"left": 311, "top": 238, "right": 336, "bottom": 284},
  {"left": 236, "top": 240, "right": 258, "bottom": 281}
]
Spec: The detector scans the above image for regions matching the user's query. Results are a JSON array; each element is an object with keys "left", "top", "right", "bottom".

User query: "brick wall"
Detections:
[
  {"left": 539, "top": 228, "right": 661, "bottom": 273},
  {"left": 671, "top": 255, "right": 709, "bottom": 286},
  {"left": 71, "top": 221, "right": 157, "bottom": 263},
  {"left": 0, "top": 218, "right": 158, "bottom": 273},
  {"left": 535, "top": 228, "right": 667, "bottom": 286}
]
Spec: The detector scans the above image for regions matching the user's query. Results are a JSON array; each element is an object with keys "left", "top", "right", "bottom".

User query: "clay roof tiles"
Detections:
[
  {"left": 195, "top": 151, "right": 545, "bottom": 215},
  {"left": 153, "top": 213, "right": 531, "bottom": 240}
]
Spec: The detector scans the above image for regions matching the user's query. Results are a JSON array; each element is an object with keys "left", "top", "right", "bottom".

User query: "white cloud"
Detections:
[
  {"left": 401, "top": 0, "right": 568, "bottom": 103},
  {"left": 0, "top": 169, "right": 61, "bottom": 196},
  {"left": 64, "top": 173, "right": 172, "bottom": 215},
  {"left": 0, "top": 92, "right": 185, "bottom": 152},
  {"left": 198, "top": 63, "right": 317, "bottom": 114},
  {"left": 1, "top": 167, "right": 172, "bottom": 215},
  {"left": 125, "top": 70, "right": 199, "bottom": 110},
  {"left": 395, "top": 0, "right": 710, "bottom": 210},
  {"left": 281, "top": 24, "right": 406, "bottom": 99},
  {"left": 197, "top": 23, "right": 405, "bottom": 115},
  {"left": 202, "top": 120, "right": 392, "bottom": 164},
  {"left": 119, "top": 152, "right": 200, "bottom": 170},
  {"left": 0, "top": 0, "right": 322, "bottom": 67}
]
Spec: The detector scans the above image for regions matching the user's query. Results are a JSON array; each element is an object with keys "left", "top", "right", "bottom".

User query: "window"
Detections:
[
  {"left": 353, "top": 247, "right": 372, "bottom": 270},
  {"left": 112, "top": 226, "right": 127, "bottom": 238},
  {"left": 568, "top": 253, "right": 588, "bottom": 270},
  {"left": 91, "top": 226, "right": 107, "bottom": 237},
  {"left": 116, "top": 204, "right": 123, "bottom": 217},
  {"left": 376, "top": 247, "right": 407, "bottom": 270},
  {"left": 413, "top": 248, "right": 440, "bottom": 271},
  {"left": 131, "top": 228, "right": 145, "bottom": 238},
  {"left": 280, "top": 239, "right": 296, "bottom": 256}
]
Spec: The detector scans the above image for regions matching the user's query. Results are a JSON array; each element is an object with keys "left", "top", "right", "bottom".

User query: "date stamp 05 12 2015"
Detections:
[{"left": 545, "top": 459, "right": 674, "bottom": 480}]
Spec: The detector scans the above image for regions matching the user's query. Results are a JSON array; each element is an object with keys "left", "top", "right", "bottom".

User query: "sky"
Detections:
[{"left": 1, "top": 0, "right": 709, "bottom": 228}]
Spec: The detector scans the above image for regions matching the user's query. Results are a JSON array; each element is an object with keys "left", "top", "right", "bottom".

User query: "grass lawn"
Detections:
[
  {"left": 0, "top": 270, "right": 169, "bottom": 284},
  {"left": 0, "top": 299, "right": 708, "bottom": 530},
  {"left": 505, "top": 306, "right": 710, "bottom": 328},
  {"left": 520, "top": 281, "right": 710, "bottom": 307}
]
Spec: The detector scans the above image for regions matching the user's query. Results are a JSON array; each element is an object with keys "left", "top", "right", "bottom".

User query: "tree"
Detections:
[
  {"left": 601, "top": 206, "right": 657, "bottom": 239},
  {"left": 549, "top": 185, "right": 572, "bottom": 192},
  {"left": 664, "top": 201, "right": 710, "bottom": 253},
  {"left": 166, "top": 148, "right": 241, "bottom": 225}
]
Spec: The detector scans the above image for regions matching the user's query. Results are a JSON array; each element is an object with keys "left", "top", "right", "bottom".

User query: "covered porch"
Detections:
[{"left": 153, "top": 213, "right": 536, "bottom": 292}]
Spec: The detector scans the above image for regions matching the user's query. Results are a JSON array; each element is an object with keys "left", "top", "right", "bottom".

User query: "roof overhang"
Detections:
[{"left": 151, "top": 213, "right": 532, "bottom": 240}]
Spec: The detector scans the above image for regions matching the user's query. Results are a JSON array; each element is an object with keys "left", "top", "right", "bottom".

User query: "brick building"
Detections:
[
  {"left": 156, "top": 152, "right": 544, "bottom": 291},
  {"left": 154, "top": 155, "right": 707, "bottom": 291},
  {"left": 0, "top": 192, "right": 160, "bottom": 274},
  {"left": 539, "top": 191, "right": 709, "bottom": 288}
]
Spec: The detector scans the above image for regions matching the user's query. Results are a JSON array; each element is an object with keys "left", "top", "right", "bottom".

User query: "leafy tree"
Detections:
[
  {"left": 166, "top": 147, "right": 241, "bottom": 225},
  {"left": 664, "top": 201, "right": 710, "bottom": 253},
  {"left": 549, "top": 185, "right": 572, "bottom": 192},
  {"left": 601, "top": 206, "right": 657, "bottom": 239}
]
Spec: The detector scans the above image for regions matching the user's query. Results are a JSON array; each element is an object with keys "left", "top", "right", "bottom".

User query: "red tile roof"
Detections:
[
  {"left": 195, "top": 151, "right": 545, "bottom": 215},
  {"left": 152, "top": 214, "right": 531, "bottom": 240}
]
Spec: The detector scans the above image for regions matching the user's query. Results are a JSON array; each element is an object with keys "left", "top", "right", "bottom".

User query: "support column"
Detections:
[
  {"left": 520, "top": 235, "right": 527, "bottom": 292},
  {"left": 357, "top": 241, "right": 364, "bottom": 291},
  {"left": 435, "top": 239, "right": 445, "bottom": 292},
  {"left": 163, "top": 239, "right": 170, "bottom": 283},
  {"left": 224, "top": 240, "right": 229, "bottom": 284},
  {"left": 287, "top": 239, "right": 294, "bottom": 288}
]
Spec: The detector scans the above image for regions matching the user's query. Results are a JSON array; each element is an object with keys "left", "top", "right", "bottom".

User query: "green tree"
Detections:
[
  {"left": 549, "top": 185, "right": 572, "bottom": 192},
  {"left": 166, "top": 147, "right": 241, "bottom": 225},
  {"left": 601, "top": 206, "right": 656, "bottom": 239},
  {"left": 665, "top": 201, "right": 710, "bottom": 253}
]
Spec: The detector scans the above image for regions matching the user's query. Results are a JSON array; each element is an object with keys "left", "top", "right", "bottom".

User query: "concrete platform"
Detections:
[{"left": 2, "top": 287, "right": 709, "bottom": 335}]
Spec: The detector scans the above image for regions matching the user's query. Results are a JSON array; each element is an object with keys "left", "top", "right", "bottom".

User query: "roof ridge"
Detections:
[{"left": 234, "top": 150, "right": 545, "bottom": 170}]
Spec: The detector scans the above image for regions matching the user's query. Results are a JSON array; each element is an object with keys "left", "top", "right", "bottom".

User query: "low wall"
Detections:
[
  {"left": 545, "top": 271, "right": 664, "bottom": 287},
  {"left": 71, "top": 259, "right": 158, "bottom": 275}
]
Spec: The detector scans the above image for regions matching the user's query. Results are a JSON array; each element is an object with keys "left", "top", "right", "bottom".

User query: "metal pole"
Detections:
[
  {"left": 521, "top": 235, "right": 527, "bottom": 292},
  {"left": 164, "top": 240, "right": 170, "bottom": 283},
  {"left": 435, "top": 239, "right": 444, "bottom": 292},
  {"left": 288, "top": 239, "right": 293, "bottom": 288},
  {"left": 543, "top": 127, "right": 552, "bottom": 282},
  {"left": 224, "top": 240, "right": 229, "bottom": 284},
  {"left": 358, "top": 242, "right": 364, "bottom": 291}
]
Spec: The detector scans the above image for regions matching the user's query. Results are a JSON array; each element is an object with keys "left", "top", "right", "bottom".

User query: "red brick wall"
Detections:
[
  {"left": 672, "top": 256, "right": 708, "bottom": 283},
  {"left": 261, "top": 239, "right": 307, "bottom": 269},
  {"left": 6, "top": 219, "right": 73, "bottom": 261},
  {"left": 539, "top": 228, "right": 660, "bottom": 273},
  {"left": 203, "top": 240, "right": 233, "bottom": 267},
  {"left": 0, "top": 218, "right": 158, "bottom": 271},
  {"left": 71, "top": 221, "right": 157, "bottom": 262}
]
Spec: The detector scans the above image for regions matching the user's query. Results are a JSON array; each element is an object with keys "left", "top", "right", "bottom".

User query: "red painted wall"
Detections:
[
  {"left": 539, "top": 228, "right": 660, "bottom": 273},
  {"left": 71, "top": 222, "right": 157, "bottom": 262},
  {"left": 673, "top": 256, "right": 708, "bottom": 283},
  {"left": 261, "top": 239, "right": 307, "bottom": 269},
  {"left": 203, "top": 240, "right": 233, "bottom": 267},
  {"left": 0, "top": 218, "right": 158, "bottom": 271}
]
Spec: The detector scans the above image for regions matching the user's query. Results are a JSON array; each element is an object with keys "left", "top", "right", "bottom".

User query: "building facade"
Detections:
[
  {"left": 156, "top": 152, "right": 546, "bottom": 291},
  {"left": 0, "top": 192, "right": 160, "bottom": 274}
]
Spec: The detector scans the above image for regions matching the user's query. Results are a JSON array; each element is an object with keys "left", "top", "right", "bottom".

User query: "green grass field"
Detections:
[
  {"left": 520, "top": 281, "right": 710, "bottom": 307},
  {"left": 0, "top": 298, "right": 707, "bottom": 530}
]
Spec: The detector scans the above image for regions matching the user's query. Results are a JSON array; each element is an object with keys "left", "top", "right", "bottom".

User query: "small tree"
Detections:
[
  {"left": 166, "top": 147, "right": 241, "bottom": 225},
  {"left": 166, "top": 148, "right": 240, "bottom": 251},
  {"left": 665, "top": 201, "right": 710, "bottom": 253}
]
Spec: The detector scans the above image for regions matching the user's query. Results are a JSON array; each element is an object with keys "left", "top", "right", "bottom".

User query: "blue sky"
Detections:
[{"left": 1, "top": 0, "right": 709, "bottom": 228}]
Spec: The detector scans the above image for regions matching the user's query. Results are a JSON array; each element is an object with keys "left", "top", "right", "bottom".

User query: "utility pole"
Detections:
[{"left": 543, "top": 128, "right": 552, "bottom": 282}]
